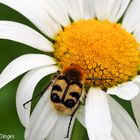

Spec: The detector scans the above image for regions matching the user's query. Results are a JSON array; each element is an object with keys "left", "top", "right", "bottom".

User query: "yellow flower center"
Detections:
[{"left": 54, "top": 19, "right": 140, "bottom": 88}]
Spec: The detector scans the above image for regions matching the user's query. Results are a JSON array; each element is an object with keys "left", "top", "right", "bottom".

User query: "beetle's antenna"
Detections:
[
  {"left": 64, "top": 103, "right": 81, "bottom": 138},
  {"left": 23, "top": 90, "right": 44, "bottom": 109},
  {"left": 23, "top": 81, "right": 52, "bottom": 109},
  {"left": 64, "top": 115, "right": 74, "bottom": 139},
  {"left": 23, "top": 71, "right": 61, "bottom": 109},
  {"left": 86, "top": 77, "right": 112, "bottom": 80}
]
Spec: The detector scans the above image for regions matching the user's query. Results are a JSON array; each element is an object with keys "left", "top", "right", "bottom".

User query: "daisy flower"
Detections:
[{"left": 0, "top": 0, "right": 140, "bottom": 140}]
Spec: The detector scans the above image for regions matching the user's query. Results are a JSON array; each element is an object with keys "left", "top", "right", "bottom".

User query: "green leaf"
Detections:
[{"left": 71, "top": 119, "right": 89, "bottom": 140}]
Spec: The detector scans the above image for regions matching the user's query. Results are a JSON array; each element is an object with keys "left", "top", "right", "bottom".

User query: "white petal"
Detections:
[
  {"left": 122, "top": 0, "right": 140, "bottom": 33},
  {"left": 108, "top": 96, "right": 140, "bottom": 140},
  {"left": 107, "top": 81, "right": 139, "bottom": 100},
  {"left": 25, "top": 87, "right": 51, "bottom": 138},
  {"left": 46, "top": 116, "right": 75, "bottom": 140},
  {"left": 25, "top": 94, "right": 59, "bottom": 140},
  {"left": 78, "top": 107, "right": 126, "bottom": 140},
  {"left": 16, "top": 65, "right": 58, "bottom": 127},
  {"left": 77, "top": 96, "right": 140, "bottom": 140},
  {"left": 65, "top": 0, "right": 84, "bottom": 21},
  {"left": 108, "top": 0, "right": 130, "bottom": 22},
  {"left": 76, "top": 106, "right": 86, "bottom": 127},
  {"left": 82, "top": 0, "right": 95, "bottom": 19},
  {"left": 131, "top": 93, "right": 140, "bottom": 129},
  {"left": 25, "top": 0, "right": 62, "bottom": 37},
  {"left": 93, "top": 0, "right": 115, "bottom": 20},
  {"left": 0, "top": 54, "right": 56, "bottom": 89},
  {"left": 133, "top": 28, "right": 140, "bottom": 43},
  {"left": 35, "top": 0, "right": 71, "bottom": 27},
  {"left": 133, "top": 76, "right": 140, "bottom": 84},
  {"left": 54, "top": 0, "right": 69, "bottom": 16},
  {"left": 0, "top": 0, "right": 61, "bottom": 38},
  {"left": 0, "top": 21, "right": 54, "bottom": 52},
  {"left": 85, "top": 87, "right": 112, "bottom": 140}
]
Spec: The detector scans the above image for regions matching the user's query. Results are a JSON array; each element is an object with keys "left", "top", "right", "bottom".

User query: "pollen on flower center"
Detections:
[{"left": 54, "top": 19, "right": 140, "bottom": 88}]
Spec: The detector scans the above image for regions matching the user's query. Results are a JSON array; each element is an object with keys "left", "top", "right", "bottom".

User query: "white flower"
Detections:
[{"left": 0, "top": 0, "right": 140, "bottom": 140}]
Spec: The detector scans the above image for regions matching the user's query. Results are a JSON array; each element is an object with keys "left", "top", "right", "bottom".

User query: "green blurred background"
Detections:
[{"left": 0, "top": 3, "right": 136, "bottom": 140}]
